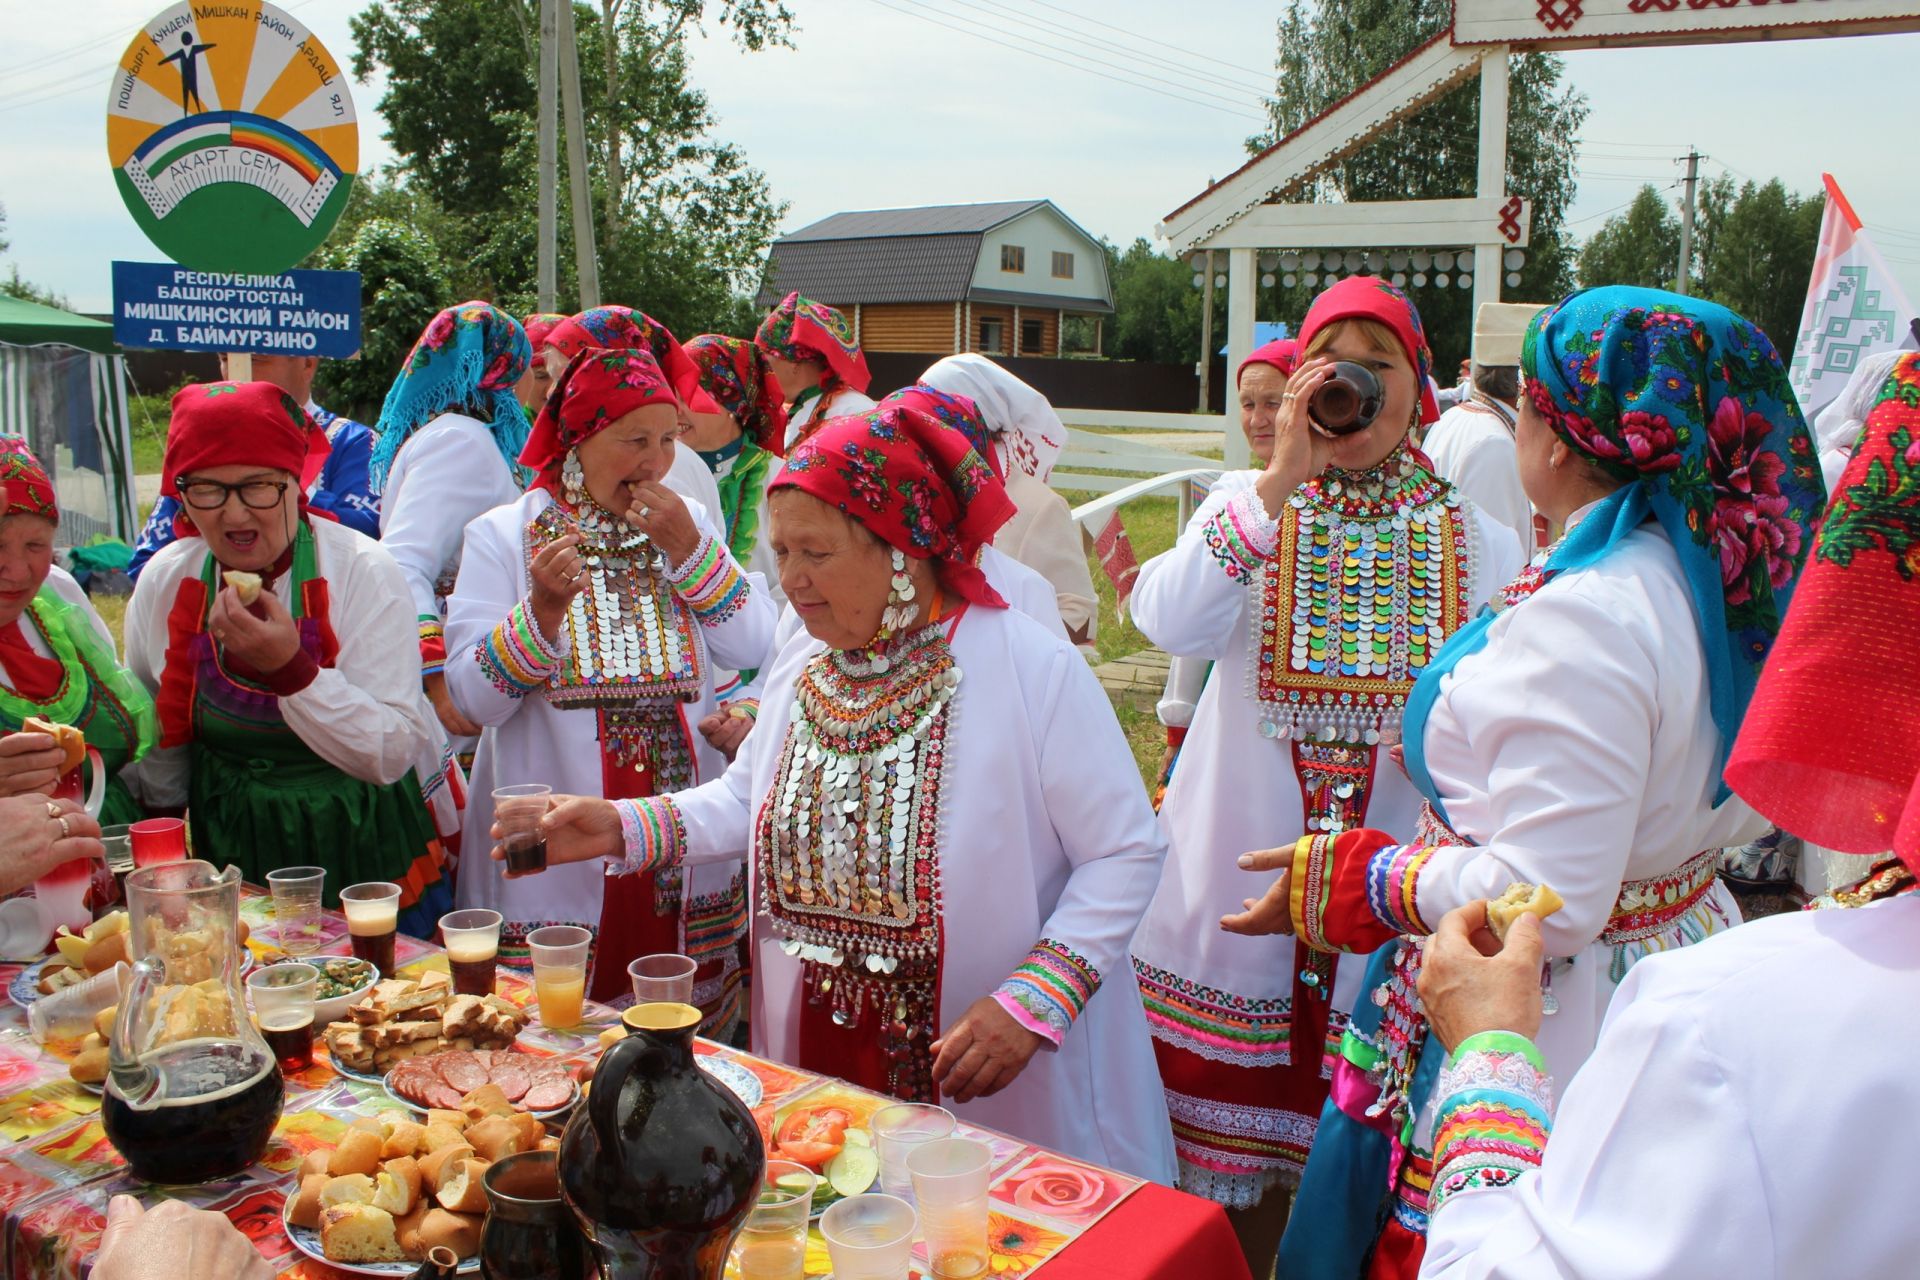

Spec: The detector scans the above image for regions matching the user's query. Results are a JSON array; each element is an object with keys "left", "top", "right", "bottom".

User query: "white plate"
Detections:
[
  {"left": 282, "top": 1199, "right": 479, "bottom": 1276},
  {"left": 699, "top": 1055, "right": 764, "bottom": 1108},
  {"left": 382, "top": 1055, "right": 579, "bottom": 1121}
]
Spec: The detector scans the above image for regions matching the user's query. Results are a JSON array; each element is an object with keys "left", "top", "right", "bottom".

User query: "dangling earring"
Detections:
[
  {"left": 869, "top": 548, "right": 916, "bottom": 670},
  {"left": 561, "top": 448, "right": 587, "bottom": 507}
]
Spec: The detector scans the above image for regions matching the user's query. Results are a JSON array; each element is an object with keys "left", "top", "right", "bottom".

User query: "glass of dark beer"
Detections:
[
  {"left": 340, "top": 882, "right": 401, "bottom": 975},
  {"left": 494, "top": 784, "right": 553, "bottom": 875},
  {"left": 248, "top": 962, "right": 318, "bottom": 1073},
  {"left": 440, "top": 909, "right": 503, "bottom": 997}
]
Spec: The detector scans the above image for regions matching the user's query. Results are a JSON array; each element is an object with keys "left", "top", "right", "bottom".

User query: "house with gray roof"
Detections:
[{"left": 756, "top": 200, "right": 1113, "bottom": 358}]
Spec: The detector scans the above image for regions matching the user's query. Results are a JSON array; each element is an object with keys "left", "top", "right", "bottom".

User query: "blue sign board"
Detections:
[{"left": 111, "top": 260, "right": 361, "bottom": 358}]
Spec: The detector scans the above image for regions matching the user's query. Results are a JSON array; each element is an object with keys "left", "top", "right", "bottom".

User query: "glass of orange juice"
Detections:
[{"left": 525, "top": 925, "right": 590, "bottom": 1029}]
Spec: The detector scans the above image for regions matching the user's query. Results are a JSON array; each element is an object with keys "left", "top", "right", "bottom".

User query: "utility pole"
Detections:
[
  {"left": 557, "top": 0, "right": 601, "bottom": 309},
  {"left": 1676, "top": 148, "right": 1700, "bottom": 296},
  {"left": 1197, "top": 250, "right": 1215, "bottom": 412},
  {"left": 536, "top": 0, "right": 558, "bottom": 311}
]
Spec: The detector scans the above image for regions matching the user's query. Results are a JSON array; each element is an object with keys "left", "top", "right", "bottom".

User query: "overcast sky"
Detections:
[{"left": 6, "top": 0, "right": 1917, "bottom": 315}]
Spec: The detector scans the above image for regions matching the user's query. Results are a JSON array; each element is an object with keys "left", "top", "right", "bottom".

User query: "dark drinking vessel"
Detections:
[
  {"left": 261, "top": 1013, "right": 314, "bottom": 1072},
  {"left": 102, "top": 1041, "right": 284, "bottom": 1184},
  {"left": 504, "top": 832, "right": 548, "bottom": 874},
  {"left": 449, "top": 954, "right": 498, "bottom": 998},
  {"left": 482, "top": 1152, "right": 594, "bottom": 1280}
]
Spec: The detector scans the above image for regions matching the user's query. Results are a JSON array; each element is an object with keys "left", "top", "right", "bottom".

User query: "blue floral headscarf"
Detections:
[
  {"left": 1520, "top": 285, "right": 1826, "bottom": 791},
  {"left": 370, "top": 301, "right": 532, "bottom": 492}
]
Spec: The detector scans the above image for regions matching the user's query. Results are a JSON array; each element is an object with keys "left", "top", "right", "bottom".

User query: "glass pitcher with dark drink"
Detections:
[{"left": 104, "top": 860, "right": 284, "bottom": 1184}]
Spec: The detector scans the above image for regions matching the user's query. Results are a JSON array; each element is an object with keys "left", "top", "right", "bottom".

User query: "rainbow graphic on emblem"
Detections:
[{"left": 123, "top": 111, "right": 341, "bottom": 227}]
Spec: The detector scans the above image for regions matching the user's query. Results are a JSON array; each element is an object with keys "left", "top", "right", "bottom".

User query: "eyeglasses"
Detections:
[{"left": 177, "top": 478, "right": 290, "bottom": 511}]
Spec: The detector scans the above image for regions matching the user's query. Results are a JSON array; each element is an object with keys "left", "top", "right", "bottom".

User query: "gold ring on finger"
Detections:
[{"left": 55, "top": 816, "right": 71, "bottom": 840}]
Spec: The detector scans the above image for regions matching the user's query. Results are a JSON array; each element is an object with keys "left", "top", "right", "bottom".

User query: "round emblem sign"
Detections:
[{"left": 106, "top": 2, "right": 357, "bottom": 273}]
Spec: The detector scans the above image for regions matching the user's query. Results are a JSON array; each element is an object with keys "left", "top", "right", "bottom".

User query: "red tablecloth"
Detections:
[{"left": 1047, "top": 1183, "right": 1253, "bottom": 1280}]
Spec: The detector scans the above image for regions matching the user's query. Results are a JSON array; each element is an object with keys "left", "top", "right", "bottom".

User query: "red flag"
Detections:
[{"left": 1093, "top": 510, "right": 1139, "bottom": 612}]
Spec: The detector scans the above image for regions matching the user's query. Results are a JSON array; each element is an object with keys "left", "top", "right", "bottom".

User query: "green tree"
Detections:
[
  {"left": 348, "top": 0, "right": 790, "bottom": 337},
  {"left": 1698, "top": 179, "right": 1823, "bottom": 353},
  {"left": 1577, "top": 185, "right": 1681, "bottom": 291},
  {"left": 1252, "top": 0, "right": 1587, "bottom": 368},
  {"left": 1107, "top": 238, "right": 1206, "bottom": 366},
  {"left": 312, "top": 217, "right": 454, "bottom": 422}
]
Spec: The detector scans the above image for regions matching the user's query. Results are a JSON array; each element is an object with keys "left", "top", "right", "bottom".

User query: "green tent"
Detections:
[{"left": 0, "top": 295, "right": 137, "bottom": 545}]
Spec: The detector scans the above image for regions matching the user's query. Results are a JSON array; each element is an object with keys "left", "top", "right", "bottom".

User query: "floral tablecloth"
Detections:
[{"left": 0, "top": 890, "right": 1250, "bottom": 1280}]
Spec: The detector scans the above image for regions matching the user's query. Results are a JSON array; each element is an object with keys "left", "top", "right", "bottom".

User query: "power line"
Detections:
[
  {"left": 945, "top": 0, "right": 1273, "bottom": 96},
  {"left": 920, "top": 0, "right": 1270, "bottom": 114},
  {"left": 1021, "top": 0, "right": 1275, "bottom": 81},
  {"left": 861, "top": 0, "right": 1268, "bottom": 124}
]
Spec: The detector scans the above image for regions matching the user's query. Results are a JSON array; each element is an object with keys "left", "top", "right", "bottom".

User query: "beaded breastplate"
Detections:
[
  {"left": 1251, "top": 450, "right": 1471, "bottom": 749},
  {"left": 758, "top": 623, "right": 960, "bottom": 1100}
]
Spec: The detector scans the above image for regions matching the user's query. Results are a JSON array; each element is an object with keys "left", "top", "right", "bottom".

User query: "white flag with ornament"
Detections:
[{"left": 1787, "top": 172, "right": 1918, "bottom": 424}]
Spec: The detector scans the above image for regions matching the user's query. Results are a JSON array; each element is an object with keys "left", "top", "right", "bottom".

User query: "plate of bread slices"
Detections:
[
  {"left": 10, "top": 911, "right": 137, "bottom": 1006},
  {"left": 282, "top": 1096, "right": 560, "bottom": 1274},
  {"left": 322, "top": 972, "right": 528, "bottom": 1083}
]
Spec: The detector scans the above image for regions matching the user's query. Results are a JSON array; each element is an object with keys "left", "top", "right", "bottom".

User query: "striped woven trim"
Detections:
[
  {"left": 616, "top": 795, "right": 686, "bottom": 876},
  {"left": 1202, "top": 488, "right": 1280, "bottom": 586},
  {"left": 994, "top": 939, "right": 1101, "bottom": 1045},
  {"left": 1430, "top": 1031, "right": 1553, "bottom": 1218},
  {"left": 418, "top": 616, "right": 447, "bottom": 678},
  {"left": 475, "top": 601, "right": 560, "bottom": 696},
  {"left": 1364, "top": 842, "right": 1437, "bottom": 936},
  {"left": 666, "top": 532, "right": 750, "bottom": 625}
]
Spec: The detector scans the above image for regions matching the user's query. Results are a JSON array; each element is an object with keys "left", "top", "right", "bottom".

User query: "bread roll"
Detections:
[
  {"left": 536, "top": 1134, "right": 561, "bottom": 1153},
  {"left": 371, "top": 1169, "right": 414, "bottom": 1217},
  {"left": 320, "top": 1203, "right": 404, "bottom": 1264},
  {"left": 68, "top": 1045, "right": 108, "bottom": 1085},
  {"left": 287, "top": 1173, "right": 329, "bottom": 1229},
  {"left": 421, "top": 1121, "right": 466, "bottom": 1154},
  {"left": 434, "top": 1156, "right": 490, "bottom": 1214},
  {"left": 463, "top": 1115, "right": 520, "bottom": 1162},
  {"left": 327, "top": 1129, "right": 384, "bottom": 1178},
  {"left": 417, "top": 1209, "right": 483, "bottom": 1259},
  {"left": 299, "top": 1149, "right": 331, "bottom": 1180},
  {"left": 384, "top": 1154, "right": 423, "bottom": 1207},
  {"left": 20, "top": 717, "right": 84, "bottom": 776},
  {"left": 382, "top": 1120, "right": 427, "bottom": 1159},
  {"left": 508, "top": 1112, "right": 545, "bottom": 1152},
  {"left": 92, "top": 1006, "right": 118, "bottom": 1040},
  {"left": 459, "top": 1083, "right": 512, "bottom": 1121},
  {"left": 222, "top": 570, "right": 263, "bottom": 605},
  {"left": 418, "top": 1142, "right": 474, "bottom": 1190},
  {"left": 320, "top": 1173, "right": 377, "bottom": 1208},
  {"left": 1486, "top": 882, "right": 1565, "bottom": 942},
  {"left": 425, "top": 1108, "right": 467, "bottom": 1131},
  {"left": 349, "top": 1115, "right": 387, "bottom": 1136},
  {"left": 392, "top": 1199, "right": 431, "bottom": 1261},
  {"left": 82, "top": 932, "right": 130, "bottom": 975}
]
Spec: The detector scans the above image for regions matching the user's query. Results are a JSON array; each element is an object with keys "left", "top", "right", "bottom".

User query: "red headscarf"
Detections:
[
  {"left": 770, "top": 407, "right": 1014, "bottom": 609},
  {"left": 755, "top": 293, "right": 872, "bottom": 395},
  {"left": 162, "top": 381, "right": 319, "bottom": 496},
  {"left": 1724, "top": 352, "right": 1920, "bottom": 870},
  {"left": 0, "top": 437, "right": 56, "bottom": 523},
  {"left": 521, "top": 312, "right": 569, "bottom": 353},
  {"left": 1238, "top": 338, "right": 1300, "bottom": 386},
  {"left": 1298, "top": 277, "right": 1440, "bottom": 424},
  {"left": 685, "top": 334, "right": 789, "bottom": 454},
  {"left": 519, "top": 347, "right": 679, "bottom": 497},
  {"left": 545, "top": 306, "right": 719, "bottom": 414}
]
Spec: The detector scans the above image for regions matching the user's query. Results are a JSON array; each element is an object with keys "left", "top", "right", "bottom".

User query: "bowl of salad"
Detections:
[
  {"left": 763, "top": 1103, "right": 879, "bottom": 1218},
  {"left": 264, "top": 956, "right": 378, "bottom": 1026}
]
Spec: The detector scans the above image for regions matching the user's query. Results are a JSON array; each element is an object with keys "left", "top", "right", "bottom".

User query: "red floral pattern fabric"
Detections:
[
  {"left": 0, "top": 436, "right": 56, "bottom": 522},
  {"left": 685, "top": 333, "right": 789, "bottom": 454},
  {"left": 519, "top": 347, "right": 678, "bottom": 496},
  {"left": 546, "top": 306, "right": 718, "bottom": 414},
  {"left": 1298, "top": 278, "right": 1440, "bottom": 424},
  {"left": 755, "top": 292, "right": 872, "bottom": 394}
]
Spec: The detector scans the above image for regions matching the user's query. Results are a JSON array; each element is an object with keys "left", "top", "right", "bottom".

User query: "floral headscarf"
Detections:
[
  {"left": 1522, "top": 285, "right": 1825, "bottom": 790},
  {"left": 519, "top": 347, "right": 679, "bottom": 497},
  {"left": 163, "top": 382, "right": 316, "bottom": 496},
  {"left": 1238, "top": 338, "right": 1300, "bottom": 386},
  {"left": 1726, "top": 353, "right": 1920, "bottom": 867},
  {"left": 771, "top": 407, "right": 1014, "bottom": 609},
  {"left": 545, "top": 306, "right": 718, "bottom": 414},
  {"left": 880, "top": 384, "right": 996, "bottom": 472},
  {"left": 0, "top": 437, "right": 56, "bottom": 522},
  {"left": 371, "top": 302, "right": 532, "bottom": 492},
  {"left": 521, "top": 312, "right": 569, "bottom": 353},
  {"left": 685, "top": 334, "right": 789, "bottom": 454},
  {"left": 755, "top": 293, "right": 872, "bottom": 395},
  {"left": 915, "top": 354, "right": 1067, "bottom": 482},
  {"left": 1298, "top": 277, "right": 1440, "bottom": 424}
]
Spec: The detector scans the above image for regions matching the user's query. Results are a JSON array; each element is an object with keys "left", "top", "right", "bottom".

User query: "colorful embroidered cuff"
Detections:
[
  {"left": 993, "top": 939, "right": 1101, "bottom": 1046},
  {"left": 1288, "top": 828, "right": 1405, "bottom": 955},
  {"left": 615, "top": 795, "right": 688, "bottom": 876},
  {"left": 666, "top": 533, "right": 751, "bottom": 626},
  {"left": 418, "top": 616, "right": 447, "bottom": 678},
  {"left": 1202, "top": 488, "right": 1282, "bottom": 585},
  {"left": 1363, "top": 843, "right": 1437, "bottom": 936},
  {"left": 1429, "top": 1031, "right": 1555, "bottom": 1218},
  {"left": 475, "top": 601, "right": 561, "bottom": 697}
]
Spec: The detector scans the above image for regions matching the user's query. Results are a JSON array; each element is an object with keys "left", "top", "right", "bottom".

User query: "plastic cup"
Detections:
[
  {"left": 266, "top": 866, "right": 326, "bottom": 957},
  {"left": 128, "top": 817, "right": 187, "bottom": 869},
  {"left": 731, "top": 1159, "right": 816, "bottom": 1280},
  {"left": 870, "top": 1103, "right": 956, "bottom": 1207},
  {"left": 493, "top": 784, "right": 552, "bottom": 875},
  {"left": 527, "top": 925, "right": 590, "bottom": 1029},
  {"left": 820, "top": 1193, "right": 918, "bottom": 1280},
  {"left": 340, "top": 882, "right": 400, "bottom": 975},
  {"left": 248, "top": 962, "right": 317, "bottom": 1072},
  {"left": 907, "top": 1138, "right": 993, "bottom": 1280},
  {"left": 441, "top": 909, "right": 503, "bottom": 996},
  {"left": 32, "top": 854, "right": 92, "bottom": 936},
  {"left": 0, "top": 897, "right": 53, "bottom": 962},
  {"left": 28, "top": 961, "right": 130, "bottom": 1044},
  {"left": 627, "top": 953, "right": 696, "bottom": 1006}
]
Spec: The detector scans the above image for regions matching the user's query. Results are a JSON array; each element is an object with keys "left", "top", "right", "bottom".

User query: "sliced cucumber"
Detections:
[
  {"left": 826, "top": 1143, "right": 879, "bottom": 1199},
  {"left": 773, "top": 1172, "right": 816, "bottom": 1197},
  {"left": 842, "top": 1128, "right": 872, "bottom": 1148}
]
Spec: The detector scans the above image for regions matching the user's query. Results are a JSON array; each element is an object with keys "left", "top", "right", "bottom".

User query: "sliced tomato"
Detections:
[
  {"left": 773, "top": 1139, "right": 842, "bottom": 1171},
  {"left": 776, "top": 1105, "right": 853, "bottom": 1148},
  {"left": 751, "top": 1105, "right": 777, "bottom": 1151}
]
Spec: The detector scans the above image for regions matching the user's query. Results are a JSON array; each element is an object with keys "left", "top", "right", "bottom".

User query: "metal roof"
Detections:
[
  {"left": 782, "top": 201, "right": 1047, "bottom": 242},
  {"left": 757, "top": 235, "right": 982, "bottom": 307}
]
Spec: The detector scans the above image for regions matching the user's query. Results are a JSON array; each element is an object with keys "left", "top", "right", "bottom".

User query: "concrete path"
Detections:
[{"left": 1093, "top": 647, "right": 1169, "bottom": 710}]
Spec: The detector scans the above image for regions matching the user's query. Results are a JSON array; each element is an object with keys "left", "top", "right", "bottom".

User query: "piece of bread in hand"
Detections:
[
  {"left": 20, "top": 716, "right": 84, "bottom": 775},
  {"left": 1486, "top": 882, "right": 1565, "bottom": 942},
  {"left": 222, "top": 569, "right": 263, "bottom": 605},
  {"left": 320, "top": 1203, "right": 405, "bottom": 1263}
]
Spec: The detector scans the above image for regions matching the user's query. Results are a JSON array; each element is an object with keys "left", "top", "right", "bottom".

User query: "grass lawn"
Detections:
[{"left": 127, "top": 392, "right": 171, "bottom": 475}]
